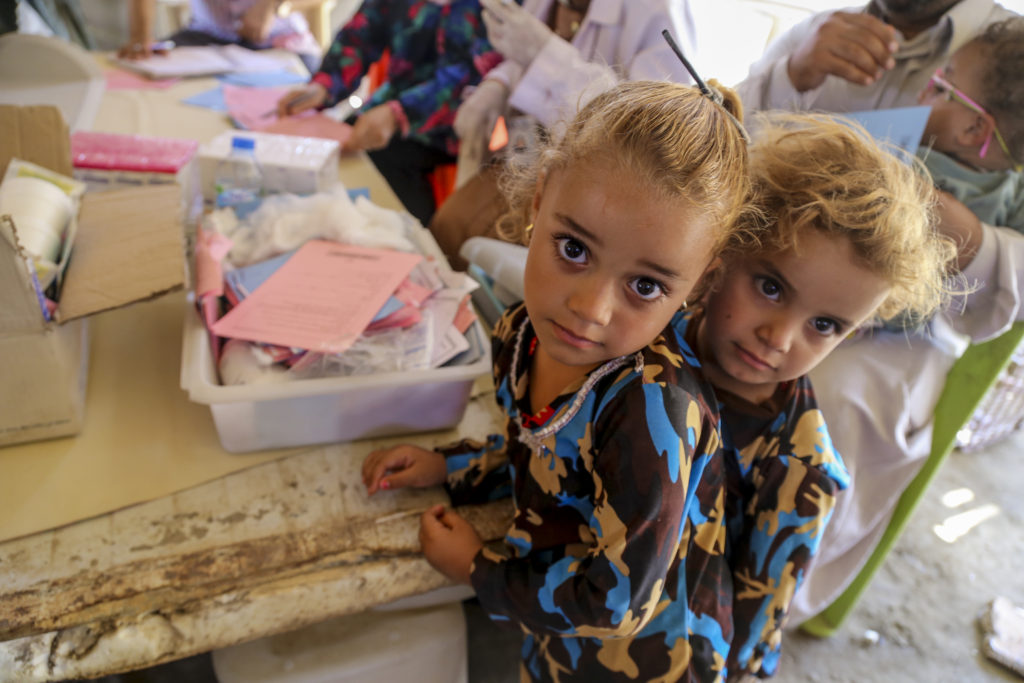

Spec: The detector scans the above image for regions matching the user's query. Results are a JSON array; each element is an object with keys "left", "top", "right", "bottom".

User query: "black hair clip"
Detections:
[{"left": 662, "top": 29, "right": 751, "bottom": 144}]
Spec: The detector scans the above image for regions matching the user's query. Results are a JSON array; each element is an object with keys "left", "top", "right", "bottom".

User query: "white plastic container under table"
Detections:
[
  {"left": 181, "top": 215, "right": 492, "bottom": 453},
  {"left": 212, "top": 603, "right": 468, "bottom": 683}
]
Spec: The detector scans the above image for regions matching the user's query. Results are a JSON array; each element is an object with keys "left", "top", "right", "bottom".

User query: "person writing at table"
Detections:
[
  {"left": 118, "top": 0, "right": 323, "bottom": 73},
  {"left": 276, "top": 0, "right": 503, "bottom": 228}
]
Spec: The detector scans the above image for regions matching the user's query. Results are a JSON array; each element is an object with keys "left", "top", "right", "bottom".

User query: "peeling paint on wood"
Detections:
[{"left": 0, "top": 396, "right": 513, "bottom": 682}]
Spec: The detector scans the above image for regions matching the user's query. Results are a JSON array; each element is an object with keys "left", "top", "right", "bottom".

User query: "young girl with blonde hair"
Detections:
[
  {"left": 364, "top": 78, "right": 750, "bottom": 681},
  {"left": 690, "top": 113, "right": 956, "bottom": 679}
]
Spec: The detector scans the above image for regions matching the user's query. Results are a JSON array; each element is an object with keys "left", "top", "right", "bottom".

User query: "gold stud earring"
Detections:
[{"left": 524, "top": 223, "right": 534, "bottom": 242}]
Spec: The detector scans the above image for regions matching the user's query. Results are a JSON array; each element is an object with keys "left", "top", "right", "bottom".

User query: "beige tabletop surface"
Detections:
[{"left": 0, "top": 55, "right": 408, "bottom": 543}]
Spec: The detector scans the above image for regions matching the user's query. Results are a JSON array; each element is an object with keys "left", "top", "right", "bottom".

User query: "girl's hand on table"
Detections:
[
  {"left": 362, "top": 444, "right": 447, "bottom": 495},
  {"left": 420, "top": 504, "right": 482, "bottom": 584}
]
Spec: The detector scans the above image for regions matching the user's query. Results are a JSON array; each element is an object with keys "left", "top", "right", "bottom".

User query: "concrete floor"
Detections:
[{"left": 73, "top": 430, "right": 1024, "bottom": 683}]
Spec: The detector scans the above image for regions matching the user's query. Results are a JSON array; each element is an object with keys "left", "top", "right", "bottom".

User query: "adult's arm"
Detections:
[
  {"left": 735, "top": 7, "right": 894, "bottom": 112},
  {"left": 947, "top": 221, "right": 1024, "bottom": 342},
  {"left": 118, "top": 0, "right": 155, "bottom": 59},
  {"left": 312, "top": 0, "right": 392, "bottom": 107}
]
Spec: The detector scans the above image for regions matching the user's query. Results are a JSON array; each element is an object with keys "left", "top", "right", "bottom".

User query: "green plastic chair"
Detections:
[{"left": 800, "top": 321, "right": 1024, "bottom": 637}]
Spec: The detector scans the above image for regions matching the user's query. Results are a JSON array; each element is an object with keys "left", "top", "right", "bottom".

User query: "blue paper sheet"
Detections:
[
  {"left": 183, "top": 86, "right": 227, "bottom": 112},
  {"left": 843, "top": 106, "right": 932, "bottom": 158},
  {"left": 224, "top": 250, "right": 295, "bottom": 301},
  {"left": 218, "top": 71, "right": 309, "bottom": 87}
]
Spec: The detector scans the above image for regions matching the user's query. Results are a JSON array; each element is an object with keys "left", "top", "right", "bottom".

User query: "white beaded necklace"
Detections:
[{"left": 509, "top": 318, "right": 644, "bottom": 455}]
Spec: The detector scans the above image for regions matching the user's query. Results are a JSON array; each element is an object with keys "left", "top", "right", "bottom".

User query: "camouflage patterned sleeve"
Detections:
[
  {"left": 440, "top": 434, "right": 512, "bottom": 506},
  {"left": 468, "top": 378, "right": 713, "bottom": 637},
  {"left": 728, "top": 408, "right": 849, "bottom": 678}
]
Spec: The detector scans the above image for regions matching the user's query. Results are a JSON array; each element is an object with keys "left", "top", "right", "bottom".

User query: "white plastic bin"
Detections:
[
  {"left": 181, "top": 217, "right": 492, "bottom": 453},
  {"left": 181, "top": 308, "right": 489, "bottom": 452},
  {"left": 212, "top": 603, "right": 468, "bottom": 683}
]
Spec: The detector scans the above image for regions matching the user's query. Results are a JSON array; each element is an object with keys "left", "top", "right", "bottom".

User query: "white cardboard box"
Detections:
[
  {"left": 0, "top": 105, "right": 186, "bottom": 447},
  {"left": 197, "top": 131, "right": 340, "bottom": 202}
]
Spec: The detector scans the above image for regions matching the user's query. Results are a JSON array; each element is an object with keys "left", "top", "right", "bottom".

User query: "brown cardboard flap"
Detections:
[
  {"left": 0, "top": 106, "right": 72, "bottom": 179},
  {"left": 0, "top": 216, "right": 47, "bottom": 334},
  {"left": 58, "top": 185, "right": 186, "bottom": 322}
]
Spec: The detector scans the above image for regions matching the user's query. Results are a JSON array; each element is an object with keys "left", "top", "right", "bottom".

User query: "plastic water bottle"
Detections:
[{"left": 214, "top": 136, "right": 263, "bottom": 219}]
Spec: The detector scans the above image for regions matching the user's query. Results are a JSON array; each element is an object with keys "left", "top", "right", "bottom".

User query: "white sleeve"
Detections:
[
  {"left": 945, "top": 223, "right": 1024, "bottom": 342},
  {"left": 508, "top": 3, "right": 692, "bottom": 128},
  {"left": 735, "top": 10, "right": 837, "bottom": 112},
  {"left": 482, "top": 59, "right": 525, "bottom": 92}
]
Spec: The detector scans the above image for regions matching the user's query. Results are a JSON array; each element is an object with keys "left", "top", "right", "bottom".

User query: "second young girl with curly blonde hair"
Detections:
[{"left": 691, "top": 113, "right": 956, "bottom": 679}]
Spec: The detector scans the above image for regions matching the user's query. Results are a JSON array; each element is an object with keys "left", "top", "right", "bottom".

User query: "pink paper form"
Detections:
[
  {"left": 222, "top": 84, "right": 354, "bottom": 145},
  {"left": 222, "top": 83, "right": 295, "bottom": 130},
  {"left": 211, "top": 240, "right": 422, "bottom": 353}
]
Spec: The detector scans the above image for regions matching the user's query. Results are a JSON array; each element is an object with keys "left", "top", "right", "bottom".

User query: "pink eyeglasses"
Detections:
[{"left": 925, "top": 69, "right": 1021, "bottom": 172}]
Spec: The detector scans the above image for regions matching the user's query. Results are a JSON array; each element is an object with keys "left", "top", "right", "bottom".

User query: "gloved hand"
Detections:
[
  {"left": 480, "top": 0, "right": 555, "bottom": 67},
  {"left": 454, "top": 79, "right": 509, "bottom": 183},
  {"left": 454, "top": 79, "right": 508, "bottom": 142}
]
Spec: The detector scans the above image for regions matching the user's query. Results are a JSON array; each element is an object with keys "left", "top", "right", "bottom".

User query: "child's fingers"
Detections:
[
  {"left": 362, "top": 447, "right": 406, "bottom": 494},
  {"left": 420, "top": 504, "right": 450, "bottom": 529}
]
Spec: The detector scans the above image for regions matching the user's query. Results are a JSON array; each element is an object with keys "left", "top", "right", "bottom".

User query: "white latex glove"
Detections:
[
  {"left": 454, "top": 79, "right": 509, "bottom": 186},
  {"left": 454, "top": 79, "right": 508, "bottom": 141},
  {"left": 480, "top": 0, "right": 555, "bottom": 67}
]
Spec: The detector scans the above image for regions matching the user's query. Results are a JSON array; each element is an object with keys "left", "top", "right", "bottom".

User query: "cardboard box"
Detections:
[
  {"left": 196, "top": 131, "right": 339, "bottom": 202},
  {"left": 0, "top": 105, "right": 186, "bottom": 447}
]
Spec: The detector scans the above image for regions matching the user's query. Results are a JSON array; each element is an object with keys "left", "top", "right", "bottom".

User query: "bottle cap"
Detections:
[{"left": 231, "top": 137, "right": 256, "bottom": 151}]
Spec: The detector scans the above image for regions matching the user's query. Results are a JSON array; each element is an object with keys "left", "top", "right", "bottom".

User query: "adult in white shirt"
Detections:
[
  {"left": 428, "top": 0, "right": 701, "bottom": 269},
  {"left": 736, "top": 0, "right": 1021, "bottom": 627}
]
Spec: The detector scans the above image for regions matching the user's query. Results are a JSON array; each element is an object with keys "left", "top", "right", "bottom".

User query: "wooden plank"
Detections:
[{"left": 0, "top": 393, "right": 513, "bottom": 681}]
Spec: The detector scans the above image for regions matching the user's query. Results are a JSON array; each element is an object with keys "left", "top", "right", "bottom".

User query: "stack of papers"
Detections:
[
  {"left": 212, "top": 240, "right": 421, "bottom": 354},
  {"left": 116, "top": 45, "right": 297, "bottom": 79},
  {"left": 198, "top": 232, "right": 479, "bottom": 378}
]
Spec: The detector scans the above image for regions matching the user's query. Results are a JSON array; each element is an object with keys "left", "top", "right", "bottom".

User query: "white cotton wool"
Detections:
[{"left": 219, "top": 187, "right": 417, "bottom": 267}]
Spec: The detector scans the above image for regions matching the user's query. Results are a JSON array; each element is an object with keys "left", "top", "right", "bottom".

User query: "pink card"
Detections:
[
  {"left": 211, "top": 240, "right": 423, "bottom": 353},
  {"left": 222, "top": 83, "right": 294, "bottom": 130},
  {"left": 106, "top": 68, "right": 180, "bottom": 90},
  {"left": 258, "top": 114, "right": 353, "bottom": 146}
]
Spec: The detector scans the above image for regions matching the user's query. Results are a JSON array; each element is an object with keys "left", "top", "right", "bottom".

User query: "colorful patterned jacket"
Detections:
[
  {"left": 439, "top": 303, "right": 734, "bottom": 682},
  {"left": 312, "top": 0, "right": 503, "bottom": 155}
]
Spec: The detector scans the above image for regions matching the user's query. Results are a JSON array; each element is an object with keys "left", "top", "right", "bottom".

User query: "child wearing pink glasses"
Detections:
[{"left": 918, "top": 17, "right": 1024, "bottom": 234}]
